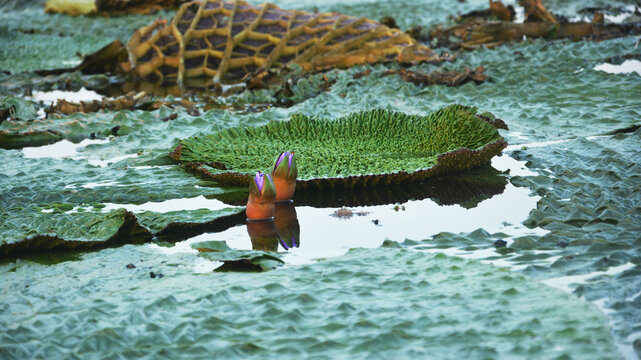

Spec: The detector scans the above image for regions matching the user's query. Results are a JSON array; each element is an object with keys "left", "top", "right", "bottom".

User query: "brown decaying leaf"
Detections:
[
  {"left": 519, "top": 0, "right": 556, "bottom": 23},
  {"left": 378, "top": 66, "right": 487, "bottom": 87},
  {"left": 489, "top": 0, "right": 514, "bottom": 22},
  {"left": 125, "top": 0, "right": 443, "bottom": 84},
  {"left": 45, "top": 91, "right": 147, "bottom": 115}
]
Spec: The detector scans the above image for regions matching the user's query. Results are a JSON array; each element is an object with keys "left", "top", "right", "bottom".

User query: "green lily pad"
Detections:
[
  {"left": 0, "top": 246, "right": 619, "bottom": 358},
  {"left": 195, "top": 241, "right": 285, "bottom": 272},
  {"left": 135, "top": 208, "right": 244, "bottom": 235},
  {"left": 0, "top": 149, "right": 245, "bottom": 257},
  {"left": 190, "top": 240, "right": 233, "bottom": 252},
  {"left": 0, "top": 96, "right": 38, "bottom": 121},
  {"left": 0, "top": 208, "right": 152, "bottom": 256},
  {"left": 171, "top": 105, "right": 507, "bottom": 189},
  {"left": 193, "top": 240, "right": 284, "bottom": 272}
]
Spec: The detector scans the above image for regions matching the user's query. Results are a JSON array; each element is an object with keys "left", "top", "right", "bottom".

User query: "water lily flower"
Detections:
[
  {"left": 246, "top": 171, "right": 276, "bottom": 221},
  {"left": 272, "top": 151, "right": 298, "bottom": 202}
]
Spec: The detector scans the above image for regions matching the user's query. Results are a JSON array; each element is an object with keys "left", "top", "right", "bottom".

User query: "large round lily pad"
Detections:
[{"left": 171, "top": 104, "right": 507, "bottom": 189}]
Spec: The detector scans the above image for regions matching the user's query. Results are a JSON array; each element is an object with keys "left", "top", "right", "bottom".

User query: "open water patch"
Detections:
[
  {"left": 594, "top": 60, "right": 641, "bottom": 76},
  {"left": 22, "top": 138, "right": 110, "bottom": 159},
  {"left": 30, "top": 87, "right": 103, "bottom": 105},
  {"left": 157, "top": 166, "right": 542, "bottom": 267},
  {"left": 102, "top": 195, "right": 234, "bottom": 214}
]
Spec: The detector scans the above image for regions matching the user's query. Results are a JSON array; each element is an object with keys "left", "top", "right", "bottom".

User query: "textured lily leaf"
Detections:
[
  {"left": 123, "top": 0, "right": 443, "bottom": 83},
  {"left": 171, "top": 105, "right": 507, "bottom": 189},
  {"left": 190, "top": 240, "right": 232, "bottom": 252},
  {"left": 0, "top": 130, "right": 65, "bottom": 150},
  {"left": 0, "top": 97, "right": 38, "bottom": 121},
  {"left": 198, "top": 247, "right": 284, "bottom": 272},
  {"left": 0, "top": 246, "right": 620, "bottom": 357},
  {"left": 135, "top": 207, "right": 244, "bottom": 235},
  {"left": 0, "top": 106, "right": 176, "bottom": 149},
  {"left": 0, "top": 208, "right": 152, "bottom": 256},
  {"left": 0, "top": 149, "right": 244, "bottom": 256}
]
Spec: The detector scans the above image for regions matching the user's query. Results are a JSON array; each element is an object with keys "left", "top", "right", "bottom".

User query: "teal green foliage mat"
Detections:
[
  {"left": 416, "top": 129, "right": 641, "bottom": 355},
  {"left": 0, "top": 246, "right": 618, "bottom": 359},
  {"left": 172, "top": 105, "right": 506, "bottom": 188},
  {"left": 510, "top": 129, "right": 641, "bottom": 346},
  {"left": 0, "top": 0, "right": 175, "bottom": 73},
  {"left": 0, "top": 0, "right": 640, "bottom": 356}
]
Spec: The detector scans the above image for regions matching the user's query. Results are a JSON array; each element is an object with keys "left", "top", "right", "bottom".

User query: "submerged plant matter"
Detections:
[{"left": 170, "top": 105, "right": 507, "bottom": 188}]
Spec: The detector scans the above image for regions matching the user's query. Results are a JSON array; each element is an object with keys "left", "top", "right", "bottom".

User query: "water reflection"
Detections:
[
  {"left": 246, "top": 203, "right": 300, "bottom": 251},
  {"left": 163, "top": 160, "right": 544, "bottom": 266},
  {"left": 246, "top": 220, "right": 279, "bottom": 251},
  {"left": 94, "top": 78, "right": 240, "bottom": 99},
  {"left": 213, "top": 166, "right": 508, "bottom": 209},
  {"left": 170, "top": 181, "right": 541, "bottom": 266},
  {"left": 274, "top": 203, "right": 300, "bottom": 250}
]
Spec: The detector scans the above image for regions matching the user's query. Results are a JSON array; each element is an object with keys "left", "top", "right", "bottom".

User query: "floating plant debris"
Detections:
[
  {"left": 380, "top": 66, "right": 487, "bottom": 87},
  {"left": 426, "top": 0, "right": 641, "bottom": 50},
  {"left": 330, "top": 207, "right": 370, "bottom": 219},
  {"left": 45, "top": 90, "right": 147, "bottom": 115},
  {"left": 170, "top": 105, "right": 507, "bottom": 189}
]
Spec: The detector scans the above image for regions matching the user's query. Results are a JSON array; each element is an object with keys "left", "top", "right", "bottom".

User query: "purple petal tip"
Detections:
[
  {"left": 288, "top": 152, "right": 294, "bottom": 168},
  {"left": 254, "top": 172, "right": 264, "bottom": 193},
  {"left": 276, "top": 152, "right": 287, "bottom": 168}
]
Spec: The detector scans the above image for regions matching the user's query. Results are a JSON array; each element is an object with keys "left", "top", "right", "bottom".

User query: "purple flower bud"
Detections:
[
  {"left": 272, "top": 151, "right": 297, "bottom": 181},
  {"left": 254, "top": 172, "right": 264, "bottom": 194},
  {"left": 275, "top": 151, "right": 288, "bottom": 169}
]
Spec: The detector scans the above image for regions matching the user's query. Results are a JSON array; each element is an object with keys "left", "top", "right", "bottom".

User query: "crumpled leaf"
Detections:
[
  {"left": 0, "top": 97, "right": 38, "bottom": 122},
  {"left": 194, "top": 241, "right": 284, "bottom": 272}
]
